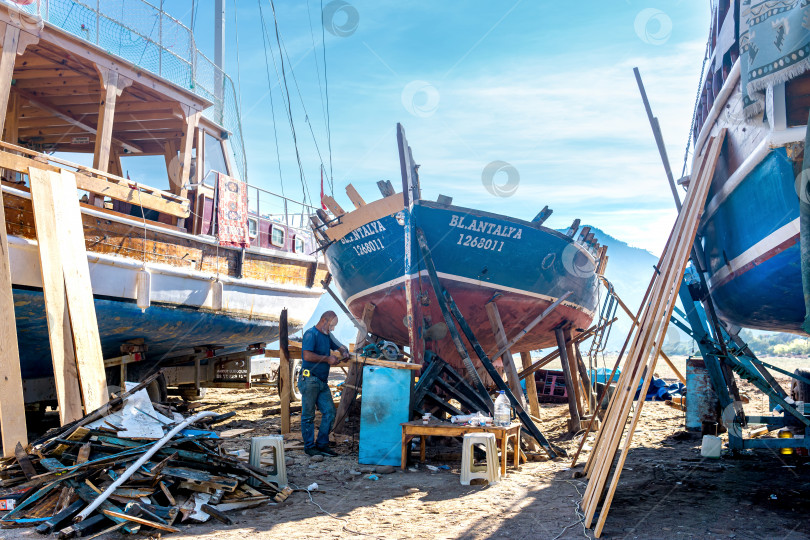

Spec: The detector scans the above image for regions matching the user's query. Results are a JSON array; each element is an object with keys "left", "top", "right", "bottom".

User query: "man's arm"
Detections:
[
  {"left": 329, "top": 334, "right": 350, "bottom": 359},
  {"left": 303, "top": 350, "right": 339, "bottom": 364}
]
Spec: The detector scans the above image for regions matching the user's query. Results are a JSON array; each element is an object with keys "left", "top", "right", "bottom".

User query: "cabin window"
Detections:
[
  {"left": 294, "top": 236, "right": 305, "bottom": 254},
  {"left": 248, "top": 217, "right": 259, "bottom": 239},
  {"left": 204, "top": 133, "right": 229, "bottom": 183},
  {"left": 271, "top": 225, "right": 285, "bottom": 248}
]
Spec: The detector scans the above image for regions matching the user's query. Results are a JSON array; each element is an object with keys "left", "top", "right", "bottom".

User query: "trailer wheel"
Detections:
[
  {"left": 177, "top": 385, "right": 207, "bottom": 402},
  {"left": 791, "top": 368, "right": 810, "bottom": 402},
  {"left": 277, "top": 358, "right": 302, "bottom": 402},
  {"left": 145, "top": 373, "right": 168, "bottom": 403}
]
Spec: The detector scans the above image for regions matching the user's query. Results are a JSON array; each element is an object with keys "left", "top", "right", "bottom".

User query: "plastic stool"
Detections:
[
  {"left": 249, "top": 435, "right": 287, "bottom": 488},
  {"left": 460, "top": 432, "right": 500, "bottom": 486}
]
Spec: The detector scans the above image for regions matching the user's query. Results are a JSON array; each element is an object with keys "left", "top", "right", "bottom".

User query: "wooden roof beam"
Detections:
[{"left": 14, "top": 88, "right": 142, "bottom": 153}]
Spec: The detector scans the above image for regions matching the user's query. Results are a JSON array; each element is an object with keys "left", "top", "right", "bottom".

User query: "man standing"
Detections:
[{"left": 300, "top": 311, "right": 349, "bottom": 457}]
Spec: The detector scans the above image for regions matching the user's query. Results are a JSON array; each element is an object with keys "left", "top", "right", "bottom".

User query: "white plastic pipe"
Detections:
[{"left": 75, "top": 411, "right": 218, "bottom": 522}]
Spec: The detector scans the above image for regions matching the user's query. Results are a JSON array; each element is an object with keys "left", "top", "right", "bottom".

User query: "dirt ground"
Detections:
[{"left": 5, "top": 357, "right": 810, "bottom": 540}]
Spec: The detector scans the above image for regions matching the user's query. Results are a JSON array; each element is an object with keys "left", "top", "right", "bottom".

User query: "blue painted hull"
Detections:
[
  {"left": 325, "top": 201, "right": 598, "bottom": 370},
  {"left": 13, "top": 288, "right": 284, "bottom": 380},
  {"left": 702, "top": 147, "right": 804, "bottom": 333}
]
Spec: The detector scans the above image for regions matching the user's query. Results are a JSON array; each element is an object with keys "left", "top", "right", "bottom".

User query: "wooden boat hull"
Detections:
[
  {"left": 696, "top": 61, "right": 806, "bottom": 334},
  {"left": 325, "top": 201, "right": 598, "bottom": 371}
]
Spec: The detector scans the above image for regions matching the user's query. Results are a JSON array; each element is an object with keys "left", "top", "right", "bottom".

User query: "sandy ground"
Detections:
[{"left": 5, "top": 359, "right": 810, "bottom": 540}]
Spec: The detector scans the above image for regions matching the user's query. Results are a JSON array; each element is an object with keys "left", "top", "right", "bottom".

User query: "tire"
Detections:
[
  {"left": 177, "top": 385, "right": 207, "bottom": 402},
  {"left": 791, "top": 368, "right": 810, "bottom": 402},
  {"left": 145, "top": 373, "right": 168, "bottom": 403},
  {"left": 277, "top": 358, "right": 302, "bottom": 402}
]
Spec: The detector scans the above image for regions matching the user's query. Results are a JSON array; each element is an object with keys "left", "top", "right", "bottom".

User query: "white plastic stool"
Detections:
[
  {"left": 249, "top": 435, "right": 287, "bottom": 488},
  {"left": 460, "top": 432, "right": 500, "bottom": 486}
]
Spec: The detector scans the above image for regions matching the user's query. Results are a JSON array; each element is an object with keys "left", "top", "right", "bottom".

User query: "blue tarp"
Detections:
[{"left": 589, "top": 367, "right": 685, "bottom": 402}]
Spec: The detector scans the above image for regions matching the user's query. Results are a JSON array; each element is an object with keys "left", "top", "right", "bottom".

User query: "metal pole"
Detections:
[
  {"left": 214, "top": 0, "right": 226, "bottom": 121},
  {"left": 158, "top": 1, "right": 163, "bottom": 76},
  {"left": 95, "top": 0, "right": 100, "bottom": 44},
  {"left": 633, "top": 67, "right": 681, "bottom": 212}
]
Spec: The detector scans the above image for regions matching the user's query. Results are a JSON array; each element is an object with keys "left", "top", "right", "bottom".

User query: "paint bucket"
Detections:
[{"left": 685, "top": 358, "right": 720, "bottom": 431}]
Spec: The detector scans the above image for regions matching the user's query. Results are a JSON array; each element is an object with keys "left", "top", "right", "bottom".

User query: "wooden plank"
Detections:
[
  {"left": 279, "top": 308, "right": 291, "bottom": 435},
  {"left": 14, "top": 443, "right": 36, "bottom": 479},
  {"left": 176, "top": 110, "right": 200, "bottom": 199},
  {"left": 321, "top": 194, "right": 345, "bottom": 216},
  {"left": 324, "top": 193, "right": 404, "bottom": 241},
  {"left": 345, "top": 184, "right": 366, "bottom": 208},
  {"left": 584, "top": 133, "right": 725, "bottom": 537},
  {"left": 28, "top": 168, "right": 84, "bottom": 425},
  {"left": 520, "top": 352, "right": 540, "bottom": 417},
  {"left": 0, "top": 149, "right": 189, "bottom": 217},
  {"left": 555, "top": 328, "right": 581, "bottom": 433},
  {"left": 101, "top": 509, "right": 179, "bottom": 533},
  {"left": 51, "top": 169, "right": 109, "bottom": 411},
  {"left": 0, "top": 39, "right": 28, "bottom": 452},
  {"left": 485, "top": 301, "right": 526, "bottom": 409}
]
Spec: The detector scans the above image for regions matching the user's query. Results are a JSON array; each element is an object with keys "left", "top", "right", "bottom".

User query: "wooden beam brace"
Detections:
[
  {"left": 345, "top": 184, "right": 366, "bottom": 208},
  {"left": 175, "top": 108, "right": 200, "bottom": 198},
  {"left": 92, "top": 68, "right": 132, "bottom": 172},
  {"left": 485, "top": 301, "right": 526, "bottom": 410}
]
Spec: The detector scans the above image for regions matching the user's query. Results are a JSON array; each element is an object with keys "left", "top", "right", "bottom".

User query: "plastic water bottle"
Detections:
[{"left": 494, "top": 391, "right": 511, "bottom": 427}]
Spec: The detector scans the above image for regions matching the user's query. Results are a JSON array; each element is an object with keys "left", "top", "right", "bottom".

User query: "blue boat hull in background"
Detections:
[{"left": 701, "top": 147, "right": 804, "bottom": 333}]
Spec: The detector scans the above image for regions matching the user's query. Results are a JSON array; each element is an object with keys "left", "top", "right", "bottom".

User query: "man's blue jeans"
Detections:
[{"left": 299, "top": 375, "right": 335, "bottom": 449}]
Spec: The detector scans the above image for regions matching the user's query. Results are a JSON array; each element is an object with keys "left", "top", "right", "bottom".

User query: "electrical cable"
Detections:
[
  {"left": 257, "top": 0, "right": 287, "bottom": 200},
  {"left": 320, "top": 0, "right": 334, "bottom": 195}
]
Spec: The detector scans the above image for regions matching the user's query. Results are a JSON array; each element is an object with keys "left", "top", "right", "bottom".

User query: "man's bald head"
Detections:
[
  {"left": 319, "top": 311, "right": 337, "bottom": 324},
  {"left": 317, "top": 311, "right": 338, "bottom": 333}
]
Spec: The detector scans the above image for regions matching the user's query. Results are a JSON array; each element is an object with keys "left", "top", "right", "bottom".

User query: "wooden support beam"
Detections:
[
  {"left": 321, "top": 194, "right": 345, "bottom": 216},
  {"left": 175, "top": 108, "right": 200, "bottom": 199},
  {"left": 279, "top": 308, "right": 291, "bottom": 435},
  {"left": 574, "top": 344, "right": 596, "bottom": 414},
  {"left": 485, "top": 301, "right": 526, "bottom": 410},
  {"left": 28, "top": 168, "right": 84, "bottom": 425},
  {"left": 555, "top": 327, "right": 581, "bottom": 433},
  {"left": 0, "top": 148, "right": 190, "bottom": 218},
  {"left": 52, "top": 169, "right": 109, "bottom": 411},
  {"left": 92, "top": 69, "right": 132, "bottom": 172},
  {"left": 520, "top": 351, "right": 540, "bottom": 418},
  {"left": 564, "top": 328, "right": 584, "bottom": 418},
  {"left": 0, "top": 21, "right": 33, "bottom": 456},
  {"left": 333, "top": 303, "right": 375, "bottom": 435},
  {"left": 345, "top": 184, "right": 366, "bottom": 209},
  {"left": 15, "top": 89, "right": 143, "bottom": 153}
]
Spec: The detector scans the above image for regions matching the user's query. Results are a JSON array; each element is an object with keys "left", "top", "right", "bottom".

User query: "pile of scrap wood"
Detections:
[{"left": 0, "top": 374, "right": 291, "bottom": 537}]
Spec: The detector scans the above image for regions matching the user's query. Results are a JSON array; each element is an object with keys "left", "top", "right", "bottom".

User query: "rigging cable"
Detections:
[
  {"left": 233, "top": 0, "right": 244, "bottom": 116},
  {"left": 306, "top": 0, "right": 330, "bottom": 147},
  {"left": 275, "top": 20, "right": 328, "bottom": 175},
  {"left": 320, "top": 0, "right": 334, "bottom": 195},
  {"left": 680, "top": 21, "right": 712, "bottom": 179},
  {"left": 268, "top": 0, "right": 313, "bottom": 206},
  {"left": 257, "top": 0, "right": 287, "bottom": 199}
]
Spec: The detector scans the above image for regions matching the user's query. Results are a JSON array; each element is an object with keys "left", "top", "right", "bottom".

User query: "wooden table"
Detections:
[{"left": 401, "top": 420, "right": 521, "bottom": 477}]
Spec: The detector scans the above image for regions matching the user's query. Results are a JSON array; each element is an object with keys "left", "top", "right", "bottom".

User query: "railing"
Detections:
[
  {"left": 4, "top": 0, "right": 247, "bottom": 182},
  {"left": 247, "top": 183, "right": 318, "bottom": 230}
]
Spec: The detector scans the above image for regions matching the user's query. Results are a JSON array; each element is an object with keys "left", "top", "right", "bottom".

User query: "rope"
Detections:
[
  {"left": 320, "top": 0, "right": 334, "bottom": 196},
  {"left": 681, "top": 26, "right": 712, "bottom": 178},
  {"left": 258, "top": 0, "right": 287, "bottom": 200}
]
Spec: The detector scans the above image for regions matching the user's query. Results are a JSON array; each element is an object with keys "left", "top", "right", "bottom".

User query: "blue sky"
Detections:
[{"left": 165, "top": 0, "right": 709, "bottom": 255}]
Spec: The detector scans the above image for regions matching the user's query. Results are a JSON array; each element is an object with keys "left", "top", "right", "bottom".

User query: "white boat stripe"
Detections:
[
  {"left": 708, "top": 218, "right": 800, "bottom": 287},
  {"left": 343, "top": 269, "right": 596, "bottom": 319}
]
